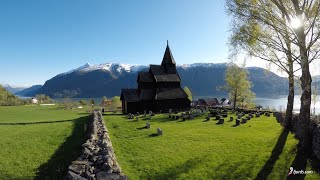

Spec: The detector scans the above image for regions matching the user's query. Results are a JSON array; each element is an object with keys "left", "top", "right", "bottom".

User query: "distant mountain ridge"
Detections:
[
  {"left": 15, "top": 85, "right": 42, "bottom": 97},
  {"left": 0, "top": 84, "right": 26, "bottom": 94},
  {"left": 26, "top": 62, "right": 289, "bottom": 98}
]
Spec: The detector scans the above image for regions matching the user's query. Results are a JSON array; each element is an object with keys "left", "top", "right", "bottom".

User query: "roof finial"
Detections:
[{"left": 167, "top": 40, "right": 169, "bottom": 46}]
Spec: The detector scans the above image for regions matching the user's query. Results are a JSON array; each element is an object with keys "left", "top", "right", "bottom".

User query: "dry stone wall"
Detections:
[
  {"left": 312, "top": 124, "right": 320, "bottom": 160},
  {"left": 66, "top": 111, "right": 127, "bottom": 180},
  {"left": 275, "top": 113, "right": 320, "bottom": 160}
]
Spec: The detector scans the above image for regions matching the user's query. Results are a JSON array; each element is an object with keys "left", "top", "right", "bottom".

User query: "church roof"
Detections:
[
  {"left": 139, "top": 89, "right": 155, "bottom": 101},
  {"left": 150, "top": 65, "right": 180, "bottom": 82},
  {"left": 155, "top": 87, "right": 189, "bottom": 100},
  {"left": 138, "top": 72, "right": 153, "bottom": 82},
  {"left": 161, "top": 41, "right": 176, "bottom": 65},
  {"left": 120, "top": 89, "right": 139, "bottom": 102}
]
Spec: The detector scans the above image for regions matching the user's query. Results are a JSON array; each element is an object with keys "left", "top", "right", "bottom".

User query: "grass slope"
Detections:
[
  {"left": 0, "top": 105, "right": 90, "bottom": 179},
  {"left": 104, "top": 112, "right": 320, "bottom": 180}
]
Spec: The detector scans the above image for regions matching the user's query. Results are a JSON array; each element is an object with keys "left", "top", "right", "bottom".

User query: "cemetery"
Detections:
[{"left": 103, "top": 108, "right": 320, "bottom": 179}]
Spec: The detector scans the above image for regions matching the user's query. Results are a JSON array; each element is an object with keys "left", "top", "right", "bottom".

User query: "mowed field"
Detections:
[
  {"left": 0, "top": 105, "right": 90, "bottom": 179},
  {"left": 104, "top": 112, "right": 320, "bottom": 180}
]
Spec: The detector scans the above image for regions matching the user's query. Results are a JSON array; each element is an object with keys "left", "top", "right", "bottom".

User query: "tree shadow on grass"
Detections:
[
  {"left": 0, "top": 120, "right": 74, "bottom": 125},
  {"left": 254, "top": 130, "right": 289, "bottom": 180},
  {"left": 286, "top": 146, "right": 308, "bottom": 180},
  {"left": 145, "top": 156, "right": 205, "bottom": 179},
  {"left": 35, "top": 115, "right": 90, "bottom": 179}
]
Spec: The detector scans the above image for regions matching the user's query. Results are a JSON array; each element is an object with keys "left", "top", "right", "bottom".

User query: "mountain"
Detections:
[
  {"left": 32, "top": 62, "right": 289, "bottom": 98},
  {"left": 0, "top": 84, "right": 26, "bottom": 94},
  {"left": 15, "top": 85, "right": 43, "bottom": 97}
]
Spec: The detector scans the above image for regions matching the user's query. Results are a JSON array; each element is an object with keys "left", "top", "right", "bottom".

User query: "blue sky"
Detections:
[{"left": 0, "top": 0, "right": 260, "bottom": 86}]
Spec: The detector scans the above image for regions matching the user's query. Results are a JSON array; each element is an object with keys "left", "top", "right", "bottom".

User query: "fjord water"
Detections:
[
  {"left": 50, "top": 95, "right": 320, "bottom": 114},
  {"left": 195, "top": 95, "right": 320, "bottom": 114}
]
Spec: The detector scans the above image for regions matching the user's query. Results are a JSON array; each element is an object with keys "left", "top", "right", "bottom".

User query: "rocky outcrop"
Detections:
[{"left": 66, "top": 111, "right": 127, "bottom": 180}]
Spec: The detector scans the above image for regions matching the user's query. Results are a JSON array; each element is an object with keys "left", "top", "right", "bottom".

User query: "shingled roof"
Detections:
[
  {"left": 150, "top": 65, "right": 180, "bottom": 82},
  {"left": 139, "top": 89, "right": 155, "bottom": 101},
  {"left": 155, "top": 87, "right": 188, "bottom": 100},
  {"left": 120, "top": 89, "right": 139, "bottom": 102},
  {"left": 138, "top": 72, "right": 153, "bottom": 82},
  {"left": 161, "top": 41, "right": 176, "bottom": 65}
]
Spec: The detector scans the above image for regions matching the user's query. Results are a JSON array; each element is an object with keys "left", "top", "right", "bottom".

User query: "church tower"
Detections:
[{"left": 161, "top": 41, "right": 176, "bottom": 74}]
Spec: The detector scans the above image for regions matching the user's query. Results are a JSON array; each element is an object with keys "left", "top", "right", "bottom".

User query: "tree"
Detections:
[
  {"left": 183, "top": 86, "right": 192, "bottom": 101},
  {"left": 79, "top": 100, "right": 87, "bottom": 106},
  {"left": 227, "top": 0, "right": 300, "bottom": 130},
  {"left": 312, "top": 77, "right": 318, "bottom": 116},
  {"left": 224, "top": 63, "right": 255, "bottom": 110},
  {"left": 90, "top": 99, "right": 95, "bottom": 106},
  {"left": 227, "top": 0, "right": 320, "bottom": 151},
  {"left": 111, "top": 96, "right": 121, "bottom": 112}
]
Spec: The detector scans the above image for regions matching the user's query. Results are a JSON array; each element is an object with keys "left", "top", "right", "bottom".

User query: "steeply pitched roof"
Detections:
[
  {"left": 161, "top": 42, "right": 176, "bottom": 65},
  {"left": 150, "top": 65, "right": 180, "bottom": 82},
  {"left": 138, "top": 72, "right": 153, "bottom": 82},
  {"left": 120, "top": 89, "right": 139, "bottom": 102},
  {"left": 155, "top": 87, "right": 189, "bottom": 100},
  {"left": 139, "top": 89, "right": 155, "bottom": 101}
]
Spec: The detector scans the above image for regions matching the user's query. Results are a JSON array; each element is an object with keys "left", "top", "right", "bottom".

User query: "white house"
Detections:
[{"left": 31, "top": 97, "right": 38, "bottom": 104}]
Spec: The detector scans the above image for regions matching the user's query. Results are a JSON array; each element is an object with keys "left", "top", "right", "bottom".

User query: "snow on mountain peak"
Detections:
[
  {"left": 62, "top": 62, "right": 231, "bottom": 76},
  {"left": 63, "top": 62, "right": 146, "bottom": 75},
  {"left": 177, "top": 63, "right": 228, "bottom": 69}
]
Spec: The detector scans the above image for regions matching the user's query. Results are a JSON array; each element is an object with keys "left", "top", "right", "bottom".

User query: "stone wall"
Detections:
[
  {"left": 66, "top": 111, "right": 127, "bottom": 180},
  {"left": 311, "top": 123, "right": 320, "bottom": 160},
  {"left": 275, "top": 113, "right": 320, "bottom": 160}
]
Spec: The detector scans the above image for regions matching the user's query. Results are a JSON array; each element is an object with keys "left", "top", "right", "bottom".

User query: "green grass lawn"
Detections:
[
  {"left": 0, "top": 105, "right": 90, "bottom": 179},
  {"left": 104, "top": 112, "right": 320, "bottom": 180}
]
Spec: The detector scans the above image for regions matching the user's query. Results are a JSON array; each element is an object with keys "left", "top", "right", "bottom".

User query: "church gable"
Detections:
[{"left": 121, "top": 42, "right": 190, "bottom": 114}]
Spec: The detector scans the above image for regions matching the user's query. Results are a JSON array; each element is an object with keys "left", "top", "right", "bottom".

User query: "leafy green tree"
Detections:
[
  {"left": 227, "top": 0, "right": 320, "bottom": 150},
  {"left": 0, "top": 85, "right": 25, "bottom": 106},
  {"left": 183, "top": 86, "right": 192, "bottom": 101},
  {"left": 224, "top": 63, "right": 255, "bottom": 110},
  {"left": 90, "top": 99, "right": 95, "bottom": 106},
  {"left": 79, "top": 100, "right": 87, "bottom": 106}
]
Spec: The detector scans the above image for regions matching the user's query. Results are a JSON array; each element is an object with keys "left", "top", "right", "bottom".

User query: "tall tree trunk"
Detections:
[
  {"left": 285, "top": 69, "right": 294, "bottom": 130},
  {"left": 284, "top": 24, "right": 294, "bottom": 131},
  {"left": 233, "top": 92, "right": 237, "bottom": 109},
  {"left": 297, "top": 35, "right": 312, "bottom": 152},
  {"left": 290, "top": 0, "right": 312, "bottom": 153}
]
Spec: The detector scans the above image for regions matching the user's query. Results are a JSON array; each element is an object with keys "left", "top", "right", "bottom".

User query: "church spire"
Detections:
[{"left": 161, "top": 40, "right": 176, "bottom": 66}]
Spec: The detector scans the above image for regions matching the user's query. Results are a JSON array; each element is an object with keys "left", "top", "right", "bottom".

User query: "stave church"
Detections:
[{"left": 120, "top": 42, "right": 191, "bottom": 114}]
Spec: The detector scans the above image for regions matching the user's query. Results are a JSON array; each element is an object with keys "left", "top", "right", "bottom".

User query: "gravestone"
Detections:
[
  {"left": 246, "top": 116, "right": 251, "bottom": 120},
  {"left": 236, "top": 119, "right": 240, "bottom": 126},
  {"left": 136, "top": 116, "right": 139, "bottom": 121},
  {"left": 216, "top": 116, "right": 221, "bottom": 120},
  {"left": 157, "top": 128, "right": 163, "bottom": 136},
  {"left": 230, "top": 117, "right": 234, "bottom": 121},
  {"left": 218, "top": 119, "right": 224, "bottom": 124},
  {"left": 146, "top": 122, "right": 150, "bottom": 129},
  {"left": 242, "top": 118, "right": 247, "bottom": 124}
]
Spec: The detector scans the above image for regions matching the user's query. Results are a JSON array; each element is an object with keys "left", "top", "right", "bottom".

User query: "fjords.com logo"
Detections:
[{"left": 288, "top": 167, "right": 314, "bottom": 176}]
